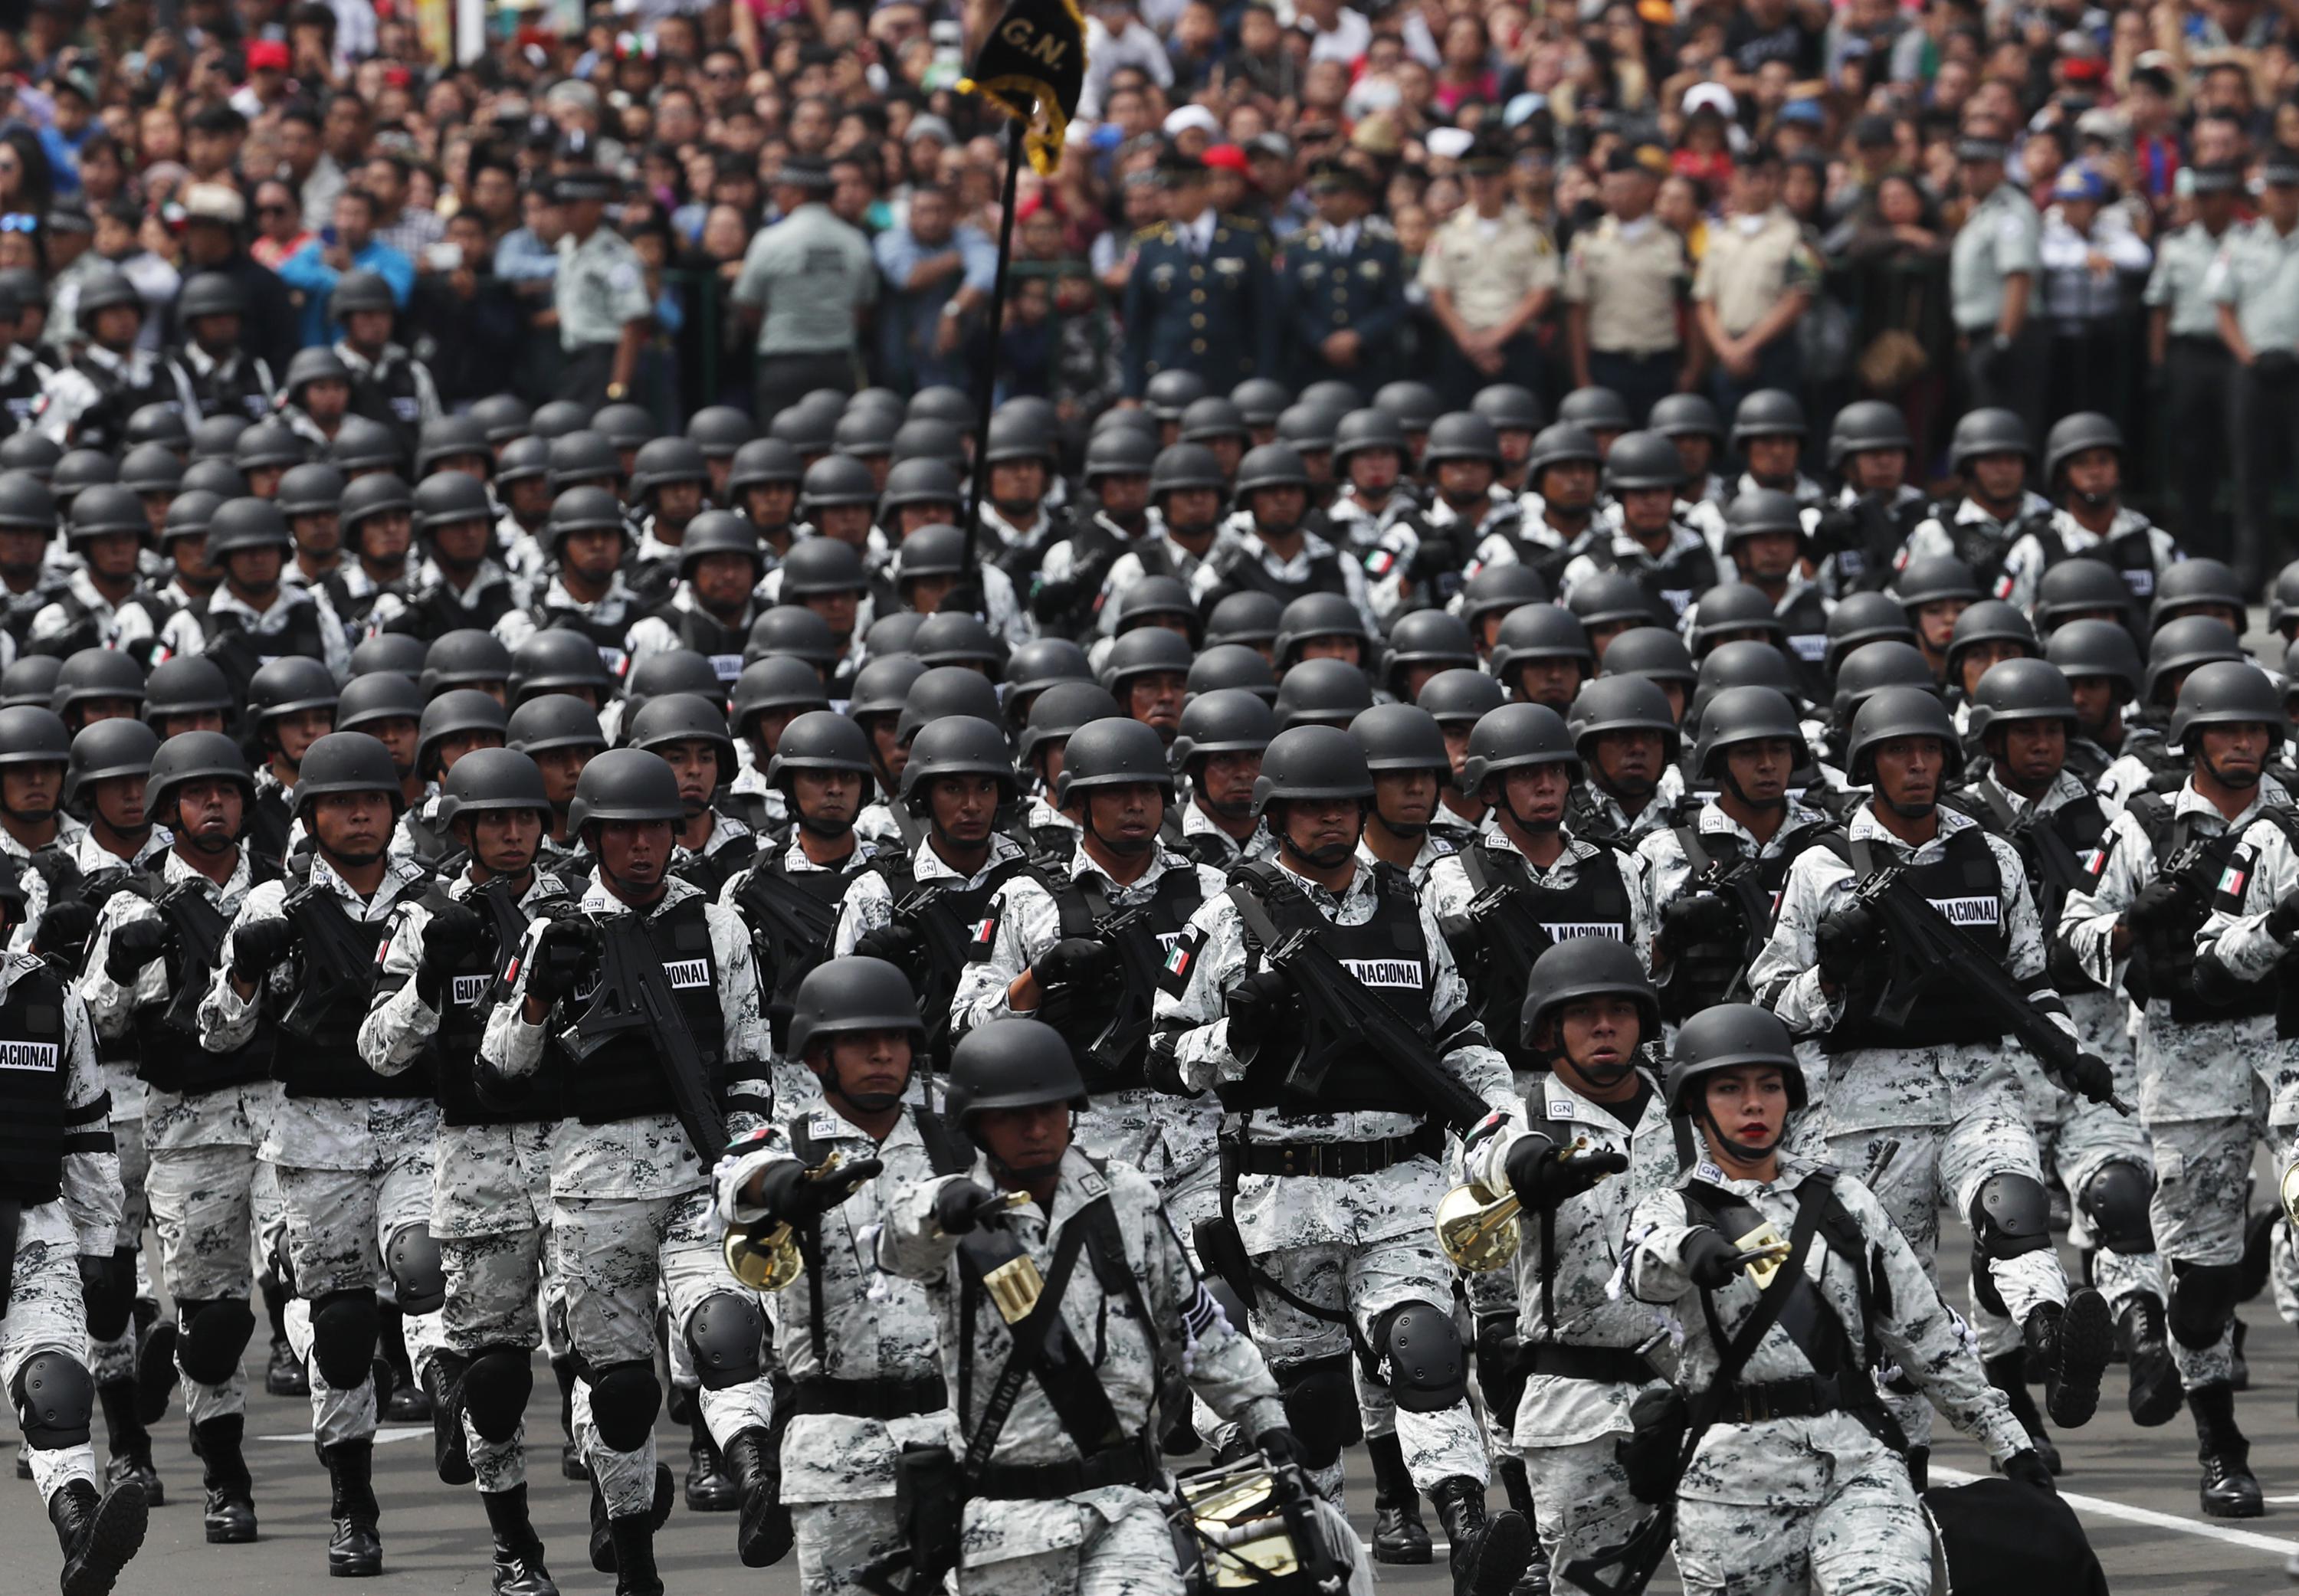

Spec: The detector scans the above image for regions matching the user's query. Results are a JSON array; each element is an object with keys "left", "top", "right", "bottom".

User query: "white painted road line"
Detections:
[
  {"left": 256, "top": 1425, "right": 431, "bottom": 1446},
  {"left": 1934, "top": 1467, "right": 2299, "bottom": 1558}
]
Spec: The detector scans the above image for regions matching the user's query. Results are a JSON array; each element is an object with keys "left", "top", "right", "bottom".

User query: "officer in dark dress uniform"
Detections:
[
  {"left": 1283, "top": 161, "right": 1405, "bottom": 399},
  {"left": 1120, "top": 149, "right": 1281, "bottom": 401}
]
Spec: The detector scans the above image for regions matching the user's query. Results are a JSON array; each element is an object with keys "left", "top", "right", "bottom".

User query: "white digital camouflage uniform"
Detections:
[
  {"left": 1683, "top": 472, "right": 1825, "bottom": 559},
  {"left": 80, "top": 845, "right": 280, "bottom": 1427},
  {"left": 1568, "top": 770, "right": 1690, "bottom": 847},
  {"left": 2059, "top": 774, "right": 2290, "bottom": 1392},
  {"left": 1175, "top": 802, "right": 1275, "bottom": 869},
  {"left": 1153, "top": 854, "right": 1523, "bottom": 1496},
  {"left": 1474, "top": 1073, "right": 1681, "bottom": 1591},
  {"left": 1556, "top": 521, "right": 1714, "bottom": 622},
  {"left": 198, "top": 850, "right": 445, "bottom": 1448},
  {"left": 481, "top": 870, "right": 773, "bottom": 1519},
  {"left": 1186, "top": 521, "right": 1382, "bottom": 637},
  {"left": 1751, "top": 802, "right": 2078, "bottom": 1447},
  {"left": 1898, "top": 491, "right": 2057, "bottom": 608},
  {"left": 718, "top": 834, "right": 880, "bottom": 1112},
  {"left": 0, "top": 813, "right": 91, "bottom": 953},
  {"left": 1093, "top": 526, "right": 1218, "bottom": 637},
  {"left": 950, "top": 843, "right": 1228, "bottom": 1237},
  {"left": 357, "top": 864, "right": 572, "bottom": 1494},
  {"left": 713, "top": 1107, "right": 956, "bottom": 1596},
  {"left": 2198, "top": 808, "right": 2299, "bottom": 1137},
  {"left": 1626, "top": 1152, "right": 2031, "bottom": 1596},
  {"left": 1422, "top": 833, "right": 1665, "bottom": 998},
  {"left": 153, "top": 583, "right": 356, "bottom": 683},
  {"left": 880, "top": 1146, "right": 1373, "bottom": 1596},
  {"left": 490, "top": 575, "right": 645, "bottom": 667},
  {"left": 2017, "top": 507, "right": 2180, "bottom": 605},
  {"left": 1356, "top": 831, "right": 1456, "bottom": 893},
  {"left": 831, "top": 831, "right": 1033, "bottom": 953},
  {"left": 0, "top": 952, "right": 122, "bottom": 1503}
]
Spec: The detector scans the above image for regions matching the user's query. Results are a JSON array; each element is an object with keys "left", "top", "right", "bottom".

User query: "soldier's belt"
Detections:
[
  {"left": 792, "top": 1375, "right": 949, "bottom": 1421},
  {"left": 972, "top": 1433, "right": 1159, "bottom": 1501},
  {"left": 1519, "top": 1344, "right": 1655, "bottom": 1385},
  {"left": 1233, "top": 1126, "right": 1443, "bottom": 1179},
  {"left": 1714, "top": 1372, "right": 1867, "bottom": 1425}
]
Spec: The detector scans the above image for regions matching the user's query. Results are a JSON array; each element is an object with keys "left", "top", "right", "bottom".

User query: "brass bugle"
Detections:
[
  {"left": 1435, "top": 1183, "right": 1522, "bottom": 1273},
  {"left": 721, "top": 1152, "right": 858, "bottom": 1293},
  {"left": 2280, "top": 1158, "right": 2299, "bottom": 1233}
]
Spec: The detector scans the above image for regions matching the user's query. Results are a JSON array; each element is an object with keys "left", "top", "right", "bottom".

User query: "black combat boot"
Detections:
[
  {"left": 132, "top": 1317, "right": 178, "bottom": 1427},
  {"left": 1982, "top": 1349, "right": 2061, "bottom": 1473},
  {"left": 683, "top": 1411, "right": 738, "bottom": 1511},
  {"left": 425, "top": 1349, "right": 474, "bottom": 1485},
  {"left": 51, "top": 1473, "right": 149, "bottom": 1596},
  {"left": 1495, "top": 1457, "right": 1550, "bottom": 1596},
  {"left": 260, "top": 1273, "right": 307, "bottom": 1398},
  {"left": 1366, "top": 1431, "right": 1432, "bottom": 1565},
  {"left": 480, "top": 1483, "right": 558, "bottom": 1595},
  {"left": 551, "top": 1356, "right": 585, "bottom": 1480},
  {"left": 1429, "top": 1475, "right": 1532, "bottom": 1596},
  {"left": 2119, "top": 1296, "right": 2183, "bottom": 1427},
  {"left": 323, "top": 1439, "right": 383, "bottom": 1576},
  {"left": 723, "top": 1426, "right": 792, "bottom": 1567},
  {"left": 378, "top": 1308, "right": 429, "bottom": 1422},
  {"left": 2191, "top": 1381, "right": 2262, "bottom": 1518},
  {"left": 2028, "top": 1286, "right": 2112, "bottom": 1428},
  {"left": 2230, "top": 1316, "right": 2251, "bottom": 1391},
  {"left": 193, "top": 1414, "right": 257, "bottom": 1544},
  {"left": 606, "top": 1512, "right": 664, "bottom": 1596},
  {"left": 590, "top": 1463, "right": 674, "bottom": 1573},
  {"left": 95, "top": 1379, "right": 162, "bottom": 1506}
]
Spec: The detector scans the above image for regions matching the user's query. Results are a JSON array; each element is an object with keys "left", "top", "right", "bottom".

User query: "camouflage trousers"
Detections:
[
  {"left": 2, "top": 1230, "right": 99, "bottom": 1503},
  {"left": 146, "top": 1142, "right": 277, "bottom": 1424},
  {"left": 443, "top": 1226, "right": 559, "bottom": 1495},
  {"left": 553, "top": 1187, "right": 770, "bottom": 1518},
  {"left": 275, "top": 1154, "right": 448, "bottom": 1447},
  {"left": 2149, "top": 1113, "right": 2255, "bottom": 1391},
  {"left": 1249, "top": 1231, "right": 1489, "bottom": 1492},
  {"left": 956, "top": 1487, "right": 1182, "bottom": 1596},
  {"left": 794, "top": 1496, "right": 905, "bottom": 1596},
  {"left": 1520, "top": 1434, "right": 1653, "bottom": 1595},
  {"left": 87, "top": 1116, "right": 147, "bottom": 1386},
  {"left": 1673, "top": 1437, "right": 1930, "bottom": 1596}
]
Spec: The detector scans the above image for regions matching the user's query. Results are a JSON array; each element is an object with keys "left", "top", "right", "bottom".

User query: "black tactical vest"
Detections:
[
  {"left": 192, "top": 594, "right": 332, "bottom": 701},
  {"left": 65, "top": 353, "right": 179, "bottom": 454},
  {"left": 563, "top": 893, "right": 726, "bottom": 1126},
  {"left": 412, "top": 877, "right": 569, "bottom": 1127},
  {"left": 275, "top": 862, "right": 421, "bottom": 1098},
  {"left": 876, "top": 851, "right": 1034, "bottom": 1063},
  {"left": 1661, "top": 819, "right": 1832, "bottom": 1020},
  {"left": 0, "top": 959, "right": 74, "bottom": 1204},
  {"left": 1224, "top": 860, "right": 1436, "bottom": 1115},
  {"left": 383, "top": 575, "right": 520, "bottom": 644},
  {"left": 129, "top": 873, "right": 277, "bottom": 1094},
  {"left": 349, "top": 350, "right": 425, "bottom": 450},
  {"left": 174, "top": 349, "right": 274, "bottom": 423},
  {"left": 2122, "top": 794, "right": 2275, "bottom": 1023},
  {"left": 731, "top": 855, "right": 856, "bottom": 1054},
  {"left": 536, "top": 605, "right": 632, "bottom": 677},
  {"left": 1581, "top": 530, "right": 1719, "bottom": 621},
  {"left": 1034, "top": 864, "right": 1204, "bottom": 1093},
  {"left": 1821, "top": 827, "right": 2013, "bottom": 1052},
  {"left": 666, "top": 603, "right": 751, "bottom": 689},
  {"left": 1455, "top": 840, "right": 1632, "bottom": 1075},
  {"left": 1205, "top": 537, "right": 1350, "bottom": 610},
  {"left": 672, "top": 827, "right": 757, "bottom": 903}
]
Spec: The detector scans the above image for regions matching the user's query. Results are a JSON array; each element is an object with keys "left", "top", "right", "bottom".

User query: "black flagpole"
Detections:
[{"left": 959, "top": 119, "right": 1028, "bottom": 584}]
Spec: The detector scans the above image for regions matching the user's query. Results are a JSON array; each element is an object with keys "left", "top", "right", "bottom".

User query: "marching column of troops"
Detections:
[{"left": 10, "top": 315, "right": 2299, "bottom": 1596}]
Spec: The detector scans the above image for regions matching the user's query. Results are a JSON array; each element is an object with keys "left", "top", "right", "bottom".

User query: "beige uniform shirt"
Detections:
[
  {"left": 1562, "top": 214, "right": 1688, "bottom": 356},
  {"left": 1418, "top": 204, "right": 1560, "bottom": 330},
  {"left": 1692, "top": 206, "right": 1819, "bottom": 337}
]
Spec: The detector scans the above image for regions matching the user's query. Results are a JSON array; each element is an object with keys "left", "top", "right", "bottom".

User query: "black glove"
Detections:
[
  {"left": 105, "top": 919, "right": 169, "bottom": 982},
  {"left": 2001, "top": 1448, "right": 2055, "bottom": 1492},
  {"left": 1143, "top": 1041, "right": 1197, "bottom": 1097},
  {"left": 32, "top": 900, "right": 96, "bottom": 959},
  {"left": 1255, "top": 1427, "right": 1304, "bottom": 1470},
  {"left": 421, "top": 900, "right": 485, "bottom": 972},
  {"left": 1815, "top": 903, "right": 1880, "bottom": 987},
  {"left": 2054, "top": 1050, "right": 2118, "bottom": 1106},
  {"left": 2265, "top": 886, "right": 2299, "bottom": 943},
  {"left": 2125, "top": 877, "right": 2192, "bottom": 932},
  {"left": 1658, "top": 893, "right": 1740, "bottom": 955},
  {"left": 1811, "top": 505, "right": 1860, "bottom": 555},
  {"left": 524, "top": 919, "right": 593, "bottom": 1006},
  {"left": 1224, "top": 968, "right": 1294, "bottom": 1054},
  {"left": 1505, "top": 1133, "right": 1631, "bottom": 1210},
  {"left": 854, "top": 921, "right": 927, "bottom": 982},
  {"left": 933, "top": 1178, "right": 1009, "bottom": 1236},
  {"left": 1681, "top": 1227, "right": 1745, "bottom": 1289},
  {"left": 752, "top": 1155, "right": 884, "bottom": 1224},
  {"left": 231, "top": 917, "right": 294, "bottom": 985},
  {"left": 1030, "top": 937, "right": 1111, "bottom": 991}
]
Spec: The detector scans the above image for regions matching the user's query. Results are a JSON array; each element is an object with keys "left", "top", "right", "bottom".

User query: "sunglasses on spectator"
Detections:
[
  {"left": 257, "top": 203, "right": 289, "bottom": 217},
  {"left": 0, "top": 215, "right": 36, "bottom": 232}
]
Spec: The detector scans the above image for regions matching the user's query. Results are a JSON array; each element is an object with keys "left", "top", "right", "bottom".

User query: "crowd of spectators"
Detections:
[{"left": 2, "top": 0, "right": 2297, "bottom": 581}]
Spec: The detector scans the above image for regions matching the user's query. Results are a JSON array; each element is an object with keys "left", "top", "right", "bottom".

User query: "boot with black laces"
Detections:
[
  {"left": 94, "top": 1380, "right": 162, "bottom": 1507},
  {"left": 2191, "top": 1381, "right": 2262, "bottom": 1518},
  {"left": 480, "top": 1483, "right": 558, "bottom": 1595},
  {"left": 51, "top": 1473, "right": 149, "bottom": 1596},
  {"left": 2028, "top": 1286, "right": 2112, "bottom": 1429},
  {"left": 1496, "top": 1457, "right": 1550, "bottom": 1596},
  {"left": 1366, "top": 1431, "right": 1432, "bottom": 1564},
  {"left": 607, "top": 1511, "right": 664, "bottom": 1596},
  {"left": 192, "top": 1414, "right": 257, "bottom": 1544},
  {"left": 2119, "top": 1295, "right": 2183, "bottom": 1427},
  {"left": 682, "top": 1411, "right": 737, "bottom": 1511},
  {"left": 1430, "top": 1475, "right": 1533, "bottom": 1596},
  {"left": 323, "top": 1439, "right": 383, "bottom": 1576},
  {"left": 723, "top": 1426, "right": 792, "bottom": 1568}
]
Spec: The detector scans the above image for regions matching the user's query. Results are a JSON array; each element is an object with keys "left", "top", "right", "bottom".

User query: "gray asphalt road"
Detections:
[{"left": 7, "top": 1230, "right": 2299, "bottom": 1596}]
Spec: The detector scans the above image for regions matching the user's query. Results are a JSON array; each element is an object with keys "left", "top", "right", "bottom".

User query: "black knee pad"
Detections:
[
  {"left": 1969, "top": 1173, "right": 2055, "bottom": 1261},
  {"left": 684, "top": 1293, "right": 766, "bottom": 1392},
  {"left": 177, "top": 1298, "right": 257, "bottom": 1387},
  {"left": 310, "top": 1287, "right": 382, "bottom": 1391},
  {"left": 461, "top": 1345, "right": 536, "bottom": 1444},
  {"left": 1373, "top": 1299, "right": 1468, "bottom": 1414},
  {"left": 589, "top": 1360, "right": 661, "bottom": 1453},
  {"left": 80, "top": 1250, "right": 134, "bottom": 1342},
  {"left": 1274, "top": 1355, "right": 1361, "bottom": 1469},
  {"left": 2168, "top": 1260, "right": 2242, "bottom": 1351},
  {"left": 386, "top": 1226, "right": 445, "bottom": 1316},
  {"left": 2076, "top": 1162, "right": 2156, "bottom": 1255},
  {"left": 11, "top": 1353, "right": 94, "bottom": 1450}
]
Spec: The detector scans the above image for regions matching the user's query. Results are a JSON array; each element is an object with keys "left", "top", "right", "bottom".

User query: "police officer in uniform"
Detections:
[
  {"left": 1152, "top": 725, "right": 1536, "bottom": 1596},
  {"left": 1195, "top": 444, "right": 1379, "bottom": 631},
  {"left": 1900, "top": 409, "right": 2055, "bottom": 610},
  {"left": 1167, "top": 688, "right": 1279, "bottom": 868},
  {"left": 371, "top": 472, "right": 527, "bottom": 643},
  {"left": 2059, "top": 662, "right": 2292, "bottom": 1516},
  {"left": 357, "top": 747, "right": 572, "bottom": 1594},
  {"left": 1283, "top": 160, "right": 1405, "bottom": 401},
  {"left": 1809, "top": 401, "right": 1931, "bottom": 597},
  {"left": 879, "top": 1017, "right": 1352, "bottom": 1596},
  {"left": 80, "top": 731, "right": 279, "bottom": 1546},
  {"left": 33, "top": 264, "right": 195, "bottom": 452},
  {"left": 166, "top": 273, "right": 276, "bottom": 424},
  {"left": 0, "top": 857, "right": 154, "bottom": 1596},
  {"left": 1557, "top": 432, "right": 1716, "bottom": 623},
  {"left": 328, "top": 270, "right": 443, "bottom": 457},
  {"left": 1352, "top": 704, "right": 1461, "bottom": 889},
  {"left": 483, "top": 749, "right": 773, "bottom": 1596},
  {"left": 1121, "top": 149, "right": 1280, "bottom": 402},
  {"left": 713, "top": 958, "right": 970, "bottom": 1594},
  {"left": 2013, "top": 413, "right": 2183, "bottom": 613},
  {"left": 1562, "top": 675, "right": 1688, "bottom": 848},
  {"left": 197, "top": 732, "right": 444, "bottom": 1577},
  {"left": 1749, "top": 688, "right": 2119, "bottom": 1480},
  {"left": 1030, "top": 429, "right": 1160, "bottom": 644},
  {"left": 628, "top": 693, "right": 759, "bottom": 900},
  {"left": 1950, "top": 135, "right": 2046, "bottom": 444},
  {"left": 1624, "top": 1004, "right": 2050, "bottom": 1596},
  {"left": 0, "top": 277, "right": 52, "bottom": 436},
  {"left": 1476, "top": 424, "right": 1605, "bottom": 586},
  {"left": 624, "top": 513, "right": 764, "bottom": 687},
  {"left": 157, "top": 499, "right": 353, "bottom": 693},
  {"left": 2145, "top": 164, "right": 2245, "bottom": 560},
  {"left": 550, "top": 169, "right": 653, "bottom": 412},
  {"left": 492, "top": 488, "right": 644, "bottom": 672},
  {"left": 25, "top": 486, "right": 153, "bottom": 659}
]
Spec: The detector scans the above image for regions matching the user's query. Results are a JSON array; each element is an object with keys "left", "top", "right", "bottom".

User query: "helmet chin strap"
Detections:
[
  {"left": 795, "top": 806, "right": 853, "bottom": 841},
  {"left": 2074, "top": 488, "right": 2115, "bottom": 511},
  {"left": 825, "top": 1064, "right": 907, "bottom": 1116},
  {"left": 1283, "top": 837, "right": 1356, "bottom": 871},
  {"left": 1715, "top": 765, "right": 1786, "bottom": 811},
  {"left": 326, "top": 844, "right": 385, "bottom": 870},
  {"left": 1698, "top": 1105, "right": 1781, "bottom": 1164},
  {"left": 2201, "top": 752, "right": 2261, "bottom": 791}
]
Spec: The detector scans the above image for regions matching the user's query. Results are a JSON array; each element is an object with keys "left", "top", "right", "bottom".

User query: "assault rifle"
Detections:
[
  {"left": 152, "top": 880, "right": 231, "bottom": 1035},
  {"left": 2124, "top": 836, "right": 2219, "bottom": 1008},
  {"left": 279, "top": 883, "right": 386, "bottom": 1041},
  {"left": 560, "top": 916, "right": 727, "bottom": 1164}
]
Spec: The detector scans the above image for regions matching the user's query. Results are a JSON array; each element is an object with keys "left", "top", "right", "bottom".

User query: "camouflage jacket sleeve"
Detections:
[
  {"left": 831, "top": 869, "right": 894, "bottom": 956},
  {"left": 712, "top": 1125, "right": 792, "bottom": 1227},
  {"left": 358, "top": 897, "right": 440, "bottom": 1073},
  {"left": 79, "top": 890, "right": 166, "bottom": 1041},
  {"left": 875, "top": 1170, "right": 969, "bottom": 1283},
  {"left": 2198, "top": 814, "right": 2299, "bottom": 982},
  {"left": 1749, "top": 845, "right": 1848, "bottom": 1035},
  {"left": 949, "top": 873, "right": 1059, "bottom": 1039},
  {"left": 2058, "top": 807, "right": 2149, "bottom": 990},
  {"left": 1150, "top": 893, "right": 1256, "bottom": 1093},
  {"left": 1141, "top": 1183, "right": 1284, "bottom": 1436},
  {"left": 1417, "top": 893, "right": 1517, "bottom": 1114},
  {"left": 1983, "top": 831, "right": 2078, "bottom": 1043},
  {"left": 706, "top": 900, "right": 773, "bottom": 1132},
  {"left": 197, "top": 879, "right": 291, "bottom": 1053},
  {"left": 54, "top": 978, "right": 121, "bottom": 1255},
  {"left": 480, "top": 915, "right": 553, "bottom": 1080}
]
